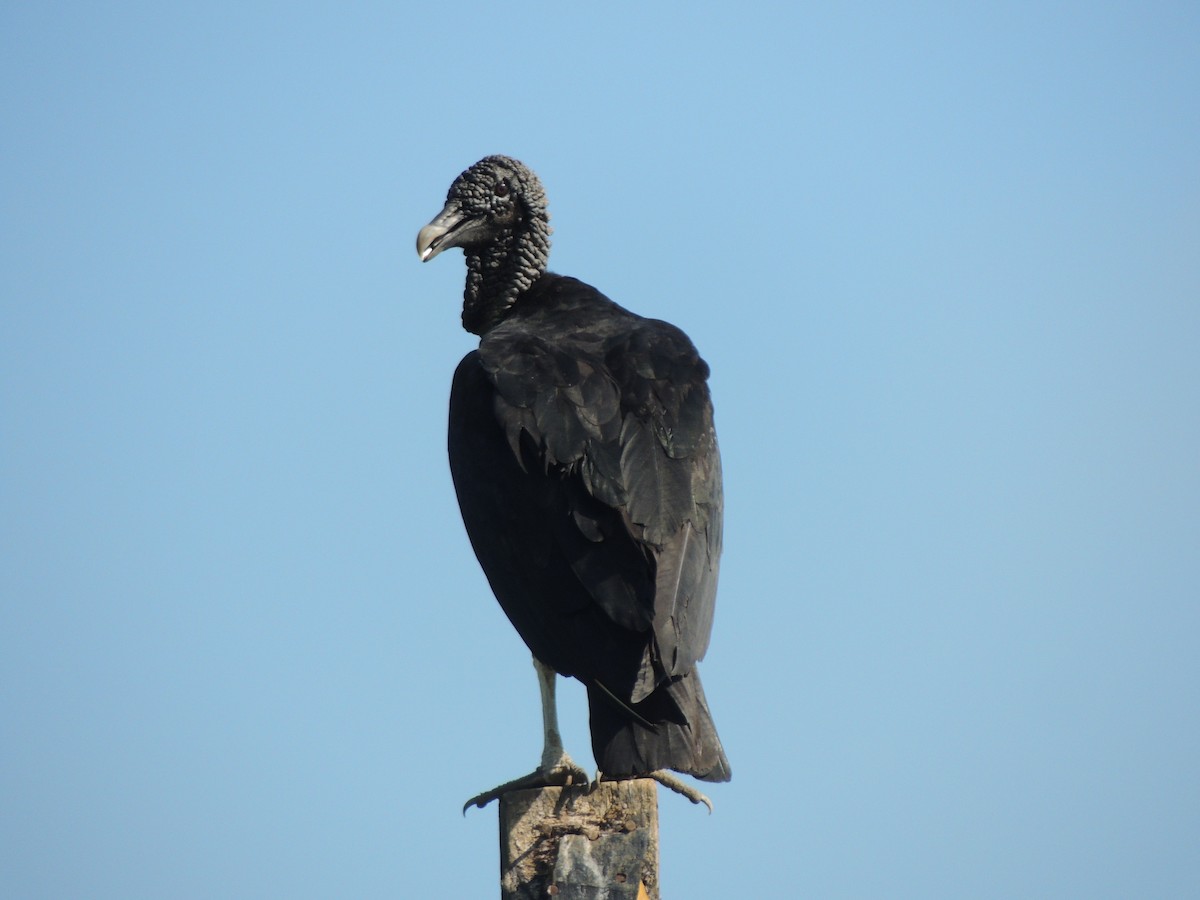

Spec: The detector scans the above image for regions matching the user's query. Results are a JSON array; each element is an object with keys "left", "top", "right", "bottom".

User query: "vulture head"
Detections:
[{"left": 416, "top": 155, "right": 551, "bottom": 334}]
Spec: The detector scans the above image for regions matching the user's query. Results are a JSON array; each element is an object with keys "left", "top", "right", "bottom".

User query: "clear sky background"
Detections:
[{"left": 3, "top": 3, "right": 1198, "bottom": 897}]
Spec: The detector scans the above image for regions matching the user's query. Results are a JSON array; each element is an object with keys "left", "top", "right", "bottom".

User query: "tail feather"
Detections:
[{"left": 588, "top": 670, "right": 730, "bottom": 782}]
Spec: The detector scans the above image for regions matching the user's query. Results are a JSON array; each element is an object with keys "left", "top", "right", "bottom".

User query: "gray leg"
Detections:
[{"left": 462, "top": 657, "right": 590, "bottom": 813}]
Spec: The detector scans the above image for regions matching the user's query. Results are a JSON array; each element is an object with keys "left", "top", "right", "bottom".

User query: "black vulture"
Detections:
[{"left": 416, "top": 156, "right": 730, "bottom": 808}]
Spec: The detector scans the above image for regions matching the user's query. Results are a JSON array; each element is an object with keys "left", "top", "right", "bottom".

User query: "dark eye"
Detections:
[{"left": 494, "top": 179, "right": 510, "bottom": 198}]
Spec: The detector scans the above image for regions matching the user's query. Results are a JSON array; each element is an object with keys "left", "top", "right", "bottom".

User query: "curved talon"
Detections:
[
  {"left": 649, "top": 770, "right": 715, "bottom": 813},
  {"left": 462, "top": 759, "right": 592, "bottom": 814}
]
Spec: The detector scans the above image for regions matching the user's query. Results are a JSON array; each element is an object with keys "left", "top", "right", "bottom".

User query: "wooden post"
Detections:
[{"left": 499, "top": 779, "right": 660, "bottom": 899}]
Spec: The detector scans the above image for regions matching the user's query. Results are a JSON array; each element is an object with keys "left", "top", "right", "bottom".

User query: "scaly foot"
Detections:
[
  {"left": 462, "top": 752, "right": 591, "bottom": 813},
  {"left": 647, "top": 771, "right": 714, "bottom": 813},
  {"left": 586, "top": 769, "right": 714, "bottom": 812}
]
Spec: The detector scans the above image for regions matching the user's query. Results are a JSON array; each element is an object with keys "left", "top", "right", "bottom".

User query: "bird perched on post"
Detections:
[{"left": 416, "top": 156, "right": 730, "bottom": 809}]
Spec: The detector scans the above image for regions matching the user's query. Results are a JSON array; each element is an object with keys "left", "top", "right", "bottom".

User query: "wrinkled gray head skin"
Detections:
[{"left": 416, "top": 155, "right": 552, "bottom": 335}]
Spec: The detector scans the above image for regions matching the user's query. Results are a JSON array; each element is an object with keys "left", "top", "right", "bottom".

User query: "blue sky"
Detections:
[{"left": 3, "top": 3, "right": 1198, "bottom": 897}]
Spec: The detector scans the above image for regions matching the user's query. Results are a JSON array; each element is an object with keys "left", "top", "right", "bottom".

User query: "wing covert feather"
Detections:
[{"left": 469, "top": 310, "right": 722, "bottom": 695}]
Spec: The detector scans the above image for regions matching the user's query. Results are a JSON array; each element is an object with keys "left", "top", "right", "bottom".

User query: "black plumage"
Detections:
[{"left": 417, "top": 156, "right": 730, "bottom": 791}]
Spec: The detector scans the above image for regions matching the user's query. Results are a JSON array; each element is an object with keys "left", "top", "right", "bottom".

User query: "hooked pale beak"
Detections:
[{"left": 417, "top": 200, "right": 489, "bottom": 262}]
